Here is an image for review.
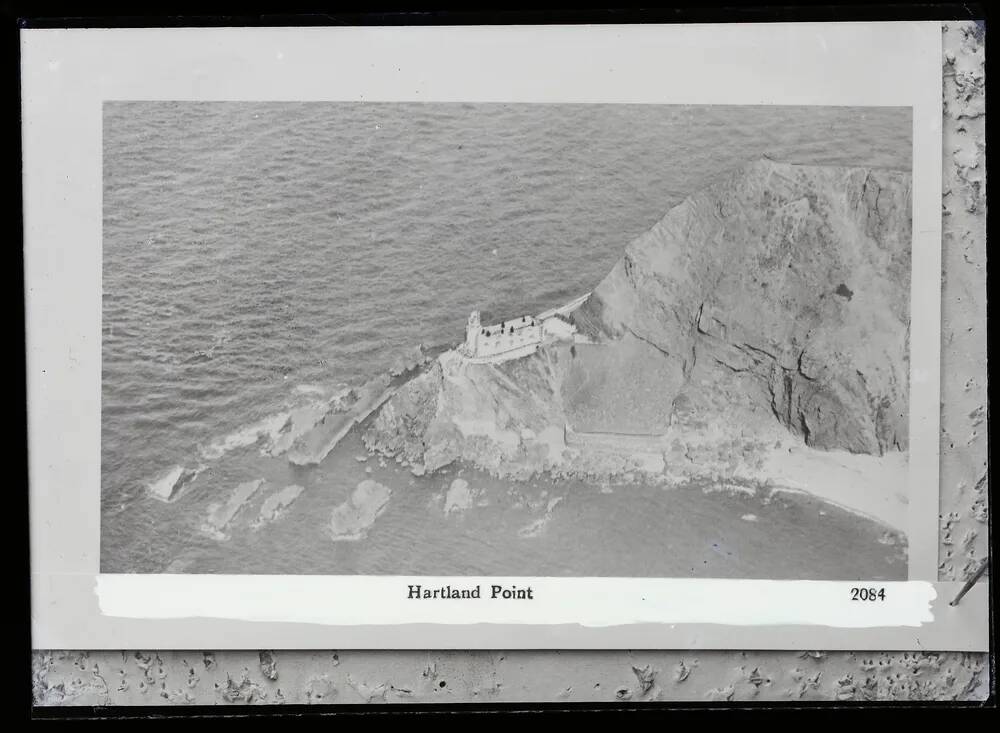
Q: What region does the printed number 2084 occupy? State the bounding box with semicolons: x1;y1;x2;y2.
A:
851;587;887;601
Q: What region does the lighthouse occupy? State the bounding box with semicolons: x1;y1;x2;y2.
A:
465;310;481;357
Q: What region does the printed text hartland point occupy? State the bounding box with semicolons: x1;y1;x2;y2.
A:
407;584;534;600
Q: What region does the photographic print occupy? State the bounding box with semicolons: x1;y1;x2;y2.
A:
101;101;913;580
30;21;984;651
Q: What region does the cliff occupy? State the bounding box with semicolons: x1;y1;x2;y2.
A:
362;159;912;529
365;348;572;478
575;159;911;455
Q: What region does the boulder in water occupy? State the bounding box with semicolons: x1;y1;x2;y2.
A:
251;484;305;529
444;478;475;515
147;465;201;502
329;480;392;541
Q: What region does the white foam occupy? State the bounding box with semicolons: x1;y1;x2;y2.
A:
199;412;292;461
518;496;563;537
199;394;337;462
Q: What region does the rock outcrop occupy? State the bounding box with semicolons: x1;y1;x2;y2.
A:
201;479;266;541
287;375;394;466
362;160;911;526
147;465;202;502
251;484;305;529
364;348;572;477
575;159;911;455
329;480;392;541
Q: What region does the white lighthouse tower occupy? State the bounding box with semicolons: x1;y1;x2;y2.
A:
464;310;481;357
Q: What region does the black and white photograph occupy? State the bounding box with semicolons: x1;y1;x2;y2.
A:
100;101;914;580
28;21;985;655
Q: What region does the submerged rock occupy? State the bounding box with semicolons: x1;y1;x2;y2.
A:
288;375;395;466
265;404;332;458
443;478;474;515
251;484;305;529
329;480;392;541
201;479;266;541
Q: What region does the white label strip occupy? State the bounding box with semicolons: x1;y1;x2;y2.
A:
96;576;936;628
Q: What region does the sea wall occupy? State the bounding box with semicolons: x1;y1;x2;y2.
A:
564;426;668;454
465;340;540;364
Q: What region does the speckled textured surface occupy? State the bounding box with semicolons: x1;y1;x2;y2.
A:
31;21;989;707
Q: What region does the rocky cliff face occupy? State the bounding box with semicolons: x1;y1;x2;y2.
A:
365;159;912;490
364;348;573;478
575;159;911;455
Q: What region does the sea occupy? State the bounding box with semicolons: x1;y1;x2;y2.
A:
102;102;911;577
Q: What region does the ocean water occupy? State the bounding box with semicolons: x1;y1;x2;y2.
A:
102;102;911;576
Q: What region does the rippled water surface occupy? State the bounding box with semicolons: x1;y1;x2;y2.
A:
102;103;910;576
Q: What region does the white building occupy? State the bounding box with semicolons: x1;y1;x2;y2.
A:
463;310;543;364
